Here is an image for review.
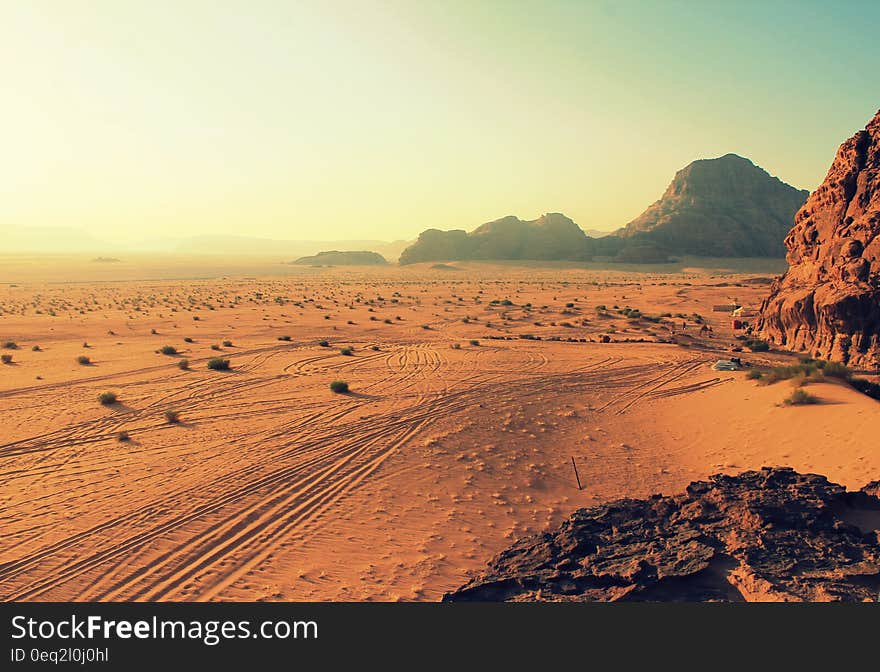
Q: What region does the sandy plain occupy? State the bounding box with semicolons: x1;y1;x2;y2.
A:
1;256;877;601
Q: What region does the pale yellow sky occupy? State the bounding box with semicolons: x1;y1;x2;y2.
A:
1;1;877;245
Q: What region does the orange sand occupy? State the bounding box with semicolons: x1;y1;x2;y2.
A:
1;258;877;601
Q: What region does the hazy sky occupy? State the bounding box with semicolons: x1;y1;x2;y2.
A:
2;0;878;244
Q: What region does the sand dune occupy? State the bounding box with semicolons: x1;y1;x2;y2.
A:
1;260;877;601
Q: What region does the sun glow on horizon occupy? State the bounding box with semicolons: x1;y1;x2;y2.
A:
1;0;878;248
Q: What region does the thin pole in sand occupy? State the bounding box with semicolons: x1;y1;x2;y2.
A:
571;456;582;490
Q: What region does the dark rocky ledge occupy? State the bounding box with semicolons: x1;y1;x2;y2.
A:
445;467;880;602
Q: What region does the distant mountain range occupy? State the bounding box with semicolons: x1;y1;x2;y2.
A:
6;154;808;265
399;213;592;265
399;154;809;264
290;250;388;266
2;229;411;262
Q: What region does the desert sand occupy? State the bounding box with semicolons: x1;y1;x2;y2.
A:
1;257;877;602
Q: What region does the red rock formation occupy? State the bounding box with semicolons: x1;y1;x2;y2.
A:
757;110;880;367
619;153;808;257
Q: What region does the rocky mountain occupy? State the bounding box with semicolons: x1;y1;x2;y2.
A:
757;110;880;368
445;467;880;602
618;154;809;257
398;213;592;264
398;156;807;265
291;250;388;266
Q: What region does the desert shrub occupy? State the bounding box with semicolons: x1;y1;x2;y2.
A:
851;377;880;400
790;372;809;387
160;345;178;356
820;361;851;380
744;338;770;352
1;354;12;364
340;347;353;356
207;357;230;371
277;335;292;341
784;388;818;406
164;409;181;424
77;355;91;365
371;345;380;351
178;359;190;370
451;343;461;349
469;339;480;346
98;391;118;405
746;369;763;380
184;337;194;343
319;340;329;347
222;340;233;347
32;345;41;351
3;341;17;349
117;431;130;442
761;362;826;386
211;344;221;351
330;380;349;393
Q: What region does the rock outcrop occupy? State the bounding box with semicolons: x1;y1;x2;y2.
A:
445;468;880;602
399;213;592;264
399;155;807;265
291;250;388;266
757;111;880;367
618;154;809;257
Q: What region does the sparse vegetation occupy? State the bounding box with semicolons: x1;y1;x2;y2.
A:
3;341;18;349
469;339;480;346
222;340;233;347
207;357;231;371
851;377;880;401
277;335;292;341
784;388;818;406
319;340;330;347
117;431;130;442
330;380;349;393
746;369;763;380
98;391;118;405
340;347;353;356
160;345;178;355
758;359;851;386
744;338;770;352
77;355;91;365
178;359;190;370
164;409;181;424
1;354;12;364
